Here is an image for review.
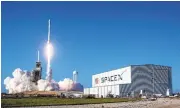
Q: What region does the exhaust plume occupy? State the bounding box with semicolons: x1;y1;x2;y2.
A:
4;68;84;93
4;68;37;94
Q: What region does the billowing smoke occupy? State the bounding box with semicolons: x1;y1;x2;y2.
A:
37;79;59;91
58;78;74;91
4;68;84;94
4;68;37;94
58;78;83;92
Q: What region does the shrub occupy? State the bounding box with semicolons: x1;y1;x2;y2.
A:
106;94;114;98
82;94;95;99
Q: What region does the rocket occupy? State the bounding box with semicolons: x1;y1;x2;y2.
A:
48;19;50;43
31;19;51;84
46;19;53;82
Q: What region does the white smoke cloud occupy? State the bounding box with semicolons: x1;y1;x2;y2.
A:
37;79;49;91
58;78;74;91
58;78;84;92
4;68;84;94
37;79;59;91
4;68;37;94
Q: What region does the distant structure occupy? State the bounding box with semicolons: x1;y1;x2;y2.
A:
32;51;42;84
73;70;78;83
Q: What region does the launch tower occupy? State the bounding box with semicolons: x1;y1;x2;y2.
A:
32;51;42;84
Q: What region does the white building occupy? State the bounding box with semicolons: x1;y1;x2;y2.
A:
84;64;172;98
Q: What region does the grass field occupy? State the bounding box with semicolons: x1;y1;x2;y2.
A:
1;97;140;107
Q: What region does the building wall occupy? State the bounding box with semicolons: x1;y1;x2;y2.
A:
118;64;172;96
152;65;172;95
130;64;172;96
96;85;120;98
119;84;131;97
130;65;154;96
84;88;90;95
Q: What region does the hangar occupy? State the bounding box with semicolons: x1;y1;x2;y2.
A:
84;64;172;98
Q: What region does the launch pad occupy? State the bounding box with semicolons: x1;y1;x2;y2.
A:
4;20;84;95
2;90;83;99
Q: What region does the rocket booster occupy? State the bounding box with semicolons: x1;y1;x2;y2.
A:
48;19;50;43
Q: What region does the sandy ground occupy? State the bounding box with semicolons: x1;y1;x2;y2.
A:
20;98;180;108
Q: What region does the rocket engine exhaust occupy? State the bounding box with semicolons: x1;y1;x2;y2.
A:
46;19;53;82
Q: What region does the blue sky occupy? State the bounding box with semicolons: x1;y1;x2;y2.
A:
1;2;180;93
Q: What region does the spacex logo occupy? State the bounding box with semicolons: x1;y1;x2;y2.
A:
100;69;127;83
